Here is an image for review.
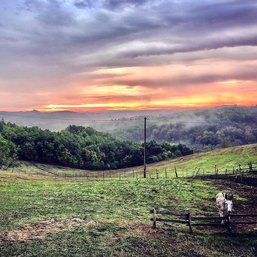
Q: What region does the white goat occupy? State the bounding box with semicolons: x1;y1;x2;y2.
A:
216;192;233;222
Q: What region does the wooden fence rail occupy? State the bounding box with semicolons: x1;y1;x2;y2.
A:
230;214;257;218
150;209;257;234
4;161;257;180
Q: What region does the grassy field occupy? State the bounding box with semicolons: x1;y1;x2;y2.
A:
1;144;257;256
1;172;257;257
147;143;257;176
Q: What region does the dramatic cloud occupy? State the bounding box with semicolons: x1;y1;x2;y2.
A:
0;0;257;111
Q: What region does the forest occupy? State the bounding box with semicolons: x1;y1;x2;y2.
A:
0;121;192;170
113;106;257;150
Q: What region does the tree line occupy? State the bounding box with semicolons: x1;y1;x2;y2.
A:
0;121;192;170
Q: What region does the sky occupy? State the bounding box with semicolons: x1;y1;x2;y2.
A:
0;0;257;112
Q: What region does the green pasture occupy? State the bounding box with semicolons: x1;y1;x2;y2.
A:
1;144;257;256
0;171;257;256
149;144;257;175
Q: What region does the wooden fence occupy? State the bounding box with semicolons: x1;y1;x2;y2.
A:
150;208;257;234
190;162;257;178
4;161;257;180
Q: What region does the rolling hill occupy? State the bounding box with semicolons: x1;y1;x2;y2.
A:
4;144;257;179
0;144;257;256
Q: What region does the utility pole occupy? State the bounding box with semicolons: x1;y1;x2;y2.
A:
144;117;147;178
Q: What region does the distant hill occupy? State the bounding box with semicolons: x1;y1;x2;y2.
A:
1;106;257;150
0;109;172;131
112;106;257;150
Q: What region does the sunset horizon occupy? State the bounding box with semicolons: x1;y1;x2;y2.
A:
1;103;256;113
1;1;257;112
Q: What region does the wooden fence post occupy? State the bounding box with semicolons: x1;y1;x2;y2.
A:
156;169;159;179
152;208;157;229
249;162;253;173
165;168;167;179
133;170;135;178
214;165;217;175
175;167;178;178
226;213;232;233
239;164;242;175
238;164;243;182
187;212;193;234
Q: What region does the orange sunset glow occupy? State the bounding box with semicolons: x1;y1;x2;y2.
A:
37;62;257;112
0;1;257;112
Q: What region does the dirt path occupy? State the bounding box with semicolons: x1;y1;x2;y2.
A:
0;218;92;241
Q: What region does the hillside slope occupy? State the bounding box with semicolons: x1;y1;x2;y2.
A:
147;143;257;175
4;144;257;178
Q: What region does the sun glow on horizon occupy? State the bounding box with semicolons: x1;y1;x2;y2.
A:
39;90;256;112
1;53;257;113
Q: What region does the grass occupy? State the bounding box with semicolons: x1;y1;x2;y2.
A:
149;144;257;175
0;174;216;228
0;171;257;256
1;144;257;256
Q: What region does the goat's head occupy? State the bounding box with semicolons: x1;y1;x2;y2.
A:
225;199;233;213
224;194;233;214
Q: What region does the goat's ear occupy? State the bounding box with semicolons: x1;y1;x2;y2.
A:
231;194;234;200
224;193;227;199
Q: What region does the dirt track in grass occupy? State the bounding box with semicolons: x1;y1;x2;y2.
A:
0;218;91;241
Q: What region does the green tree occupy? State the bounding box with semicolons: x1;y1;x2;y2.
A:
0;136;17;168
